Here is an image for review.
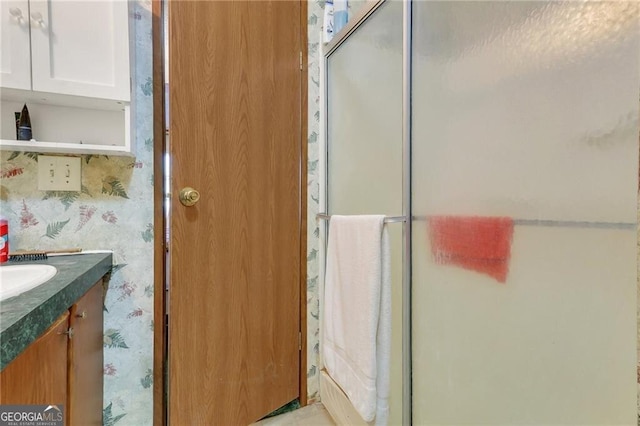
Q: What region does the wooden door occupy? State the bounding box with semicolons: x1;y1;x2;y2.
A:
29;0;130;101
168;1;303;424
69;281;104;426
0;0;31;90
0;311;69;411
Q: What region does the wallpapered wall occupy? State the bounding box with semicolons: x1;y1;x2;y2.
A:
306;0;323;402
0;2;153;425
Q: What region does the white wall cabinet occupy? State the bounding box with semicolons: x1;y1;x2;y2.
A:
0;0;32;90
1;0;130;101
29;0;130;101
0;0;133;156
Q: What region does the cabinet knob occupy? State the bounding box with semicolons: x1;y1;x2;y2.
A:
76;311;87;319
60;327;74;339
9;7;26;25
30;11;46;28
9;7;23;18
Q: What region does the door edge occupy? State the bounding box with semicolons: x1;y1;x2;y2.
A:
152;0;167;424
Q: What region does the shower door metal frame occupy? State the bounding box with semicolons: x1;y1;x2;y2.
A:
321;1;413;423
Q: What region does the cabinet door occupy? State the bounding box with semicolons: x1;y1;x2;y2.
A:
0;311;69;409
29;0;130;101
0;0;32;90
68;281;104;426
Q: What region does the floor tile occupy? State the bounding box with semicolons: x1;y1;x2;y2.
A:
252;403;335;426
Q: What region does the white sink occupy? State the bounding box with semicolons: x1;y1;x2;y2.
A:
0;265;58;301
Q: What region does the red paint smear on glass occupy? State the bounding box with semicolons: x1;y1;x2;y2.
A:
428;216;514;283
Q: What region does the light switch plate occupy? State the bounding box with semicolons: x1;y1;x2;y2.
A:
37;155;81;192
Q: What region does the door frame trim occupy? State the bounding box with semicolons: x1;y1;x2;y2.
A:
152;0;166;424
153;1;309;422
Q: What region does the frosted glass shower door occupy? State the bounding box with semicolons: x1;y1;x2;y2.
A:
411;2;639;424
326;1;404;424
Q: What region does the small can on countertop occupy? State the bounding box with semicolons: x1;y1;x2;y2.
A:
0;219;8;263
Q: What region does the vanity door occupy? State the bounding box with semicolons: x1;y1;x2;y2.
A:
28;0;130;101
68;281;104;426
0;0;32;90
0;311;69;411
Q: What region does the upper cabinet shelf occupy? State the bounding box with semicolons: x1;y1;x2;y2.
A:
0;0;134;156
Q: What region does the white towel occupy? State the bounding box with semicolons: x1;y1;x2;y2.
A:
323;215;391;425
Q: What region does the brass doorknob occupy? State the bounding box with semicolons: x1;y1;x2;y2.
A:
179;187;200;206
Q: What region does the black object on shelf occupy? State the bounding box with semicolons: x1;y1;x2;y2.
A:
17;104;32;141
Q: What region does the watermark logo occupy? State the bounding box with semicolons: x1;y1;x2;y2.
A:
0;405;64;426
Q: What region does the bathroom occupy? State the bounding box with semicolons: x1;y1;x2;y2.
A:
0;0;638;425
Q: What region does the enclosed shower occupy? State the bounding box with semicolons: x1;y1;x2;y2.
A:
318;1;640;424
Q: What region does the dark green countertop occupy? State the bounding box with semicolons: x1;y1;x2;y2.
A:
0;253;112;370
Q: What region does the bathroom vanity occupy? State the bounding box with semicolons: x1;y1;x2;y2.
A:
0;253;112;425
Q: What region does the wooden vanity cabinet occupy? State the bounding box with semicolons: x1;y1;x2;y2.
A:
0;280;104;425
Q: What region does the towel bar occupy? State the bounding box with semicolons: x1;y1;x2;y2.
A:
317;213;636;230
411;215;635;230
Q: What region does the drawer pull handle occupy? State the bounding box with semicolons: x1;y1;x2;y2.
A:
60;327;74;339
76;311;87;319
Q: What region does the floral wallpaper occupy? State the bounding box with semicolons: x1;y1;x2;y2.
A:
0;2;154;425
306;0;323;403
